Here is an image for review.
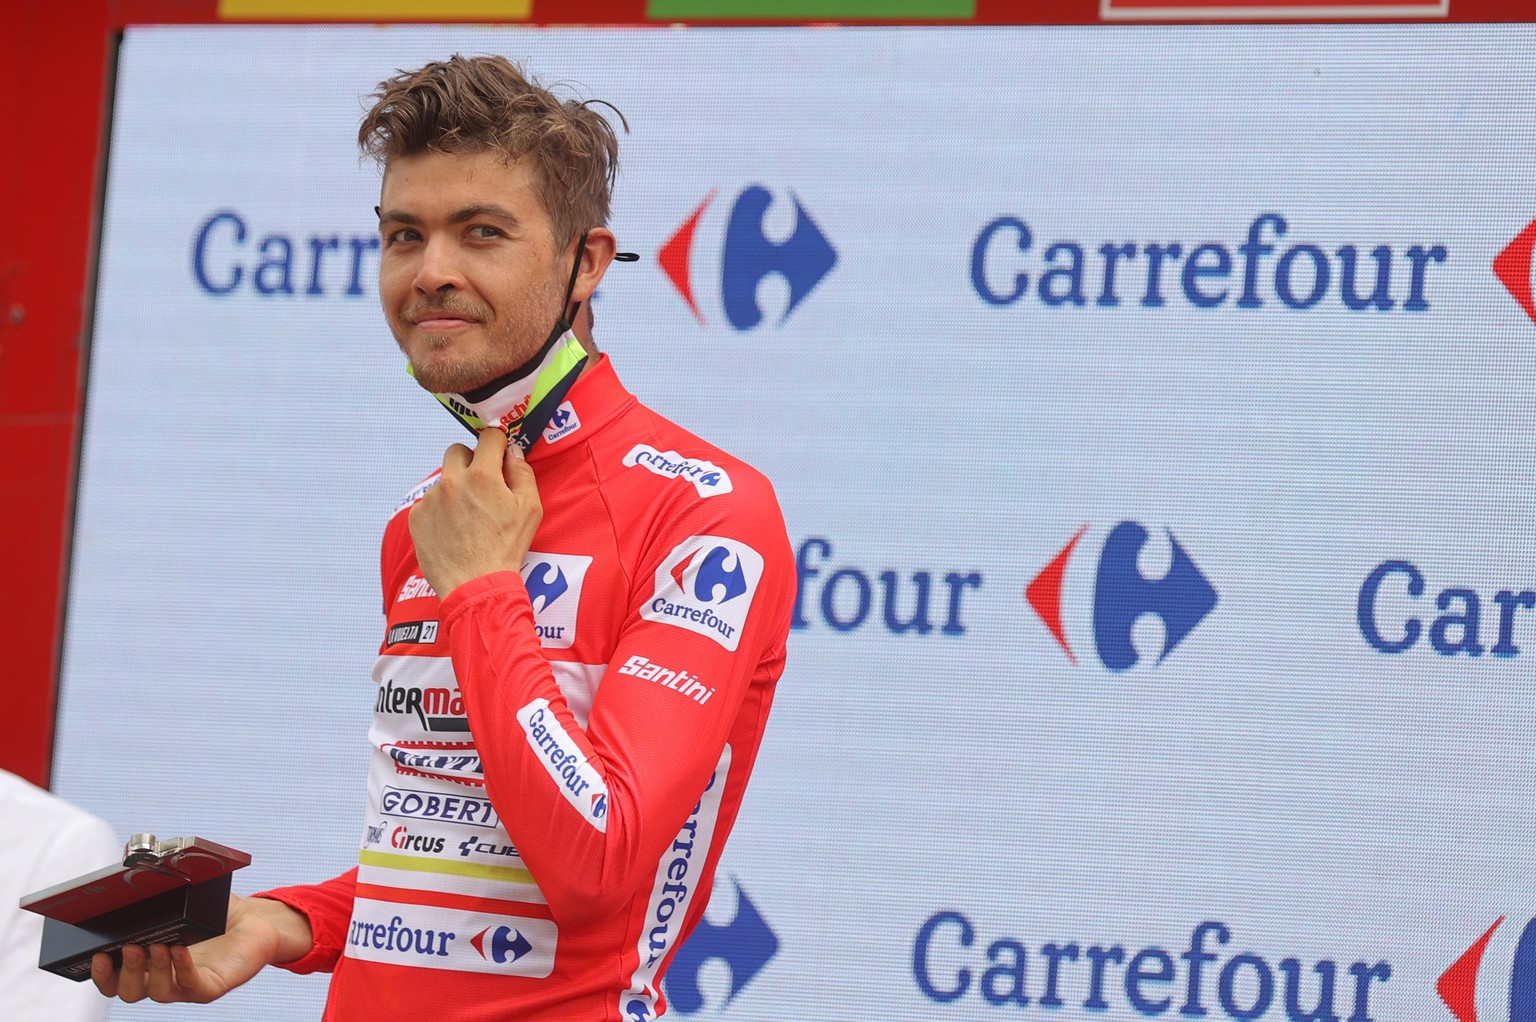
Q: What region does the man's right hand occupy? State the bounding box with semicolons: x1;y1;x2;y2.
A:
90;893;312;1004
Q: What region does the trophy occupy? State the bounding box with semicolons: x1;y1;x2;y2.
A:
19;834;251;981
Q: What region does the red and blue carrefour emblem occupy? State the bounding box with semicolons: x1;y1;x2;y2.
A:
1441;917;1536;1022
470;925;533;965
672;545;749;605
1027;521;1218;671
660;185;837;330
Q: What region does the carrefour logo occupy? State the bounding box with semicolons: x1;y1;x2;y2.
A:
1494;218;1536;328
1439;916;1536;1022
972;213;1446;312
1027;522;1218;671
675;546;749;605
471;924;534;966
526;563;568;611
641;537;764;651
651;878;778;1018
660;185;837;329
520;552;591;650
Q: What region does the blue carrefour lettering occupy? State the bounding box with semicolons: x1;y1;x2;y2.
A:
1277;959;1339;1022
1338;246;1395;311
1128;947;1176;1014
646;796;706;965
191;209;379;297
1402;245;1448;310
1429;588;1484;656
1357;560;1424;652
1358;560;1536;658
648;597;737;639
970;212;1445;313
348;915;454;957
1181;920;1229;1016
1041;242;1086;306
1493;591;1536;656
1345;963;1391;1022
525;708;593;796
793;536;979;636
913;910;975;1002
1237;214;1285;307
1183;243;1231;308
971;216;1031;305
193;211;246;294
1276;245;1329;309
913;916;1390;1022
254;235;294;294
791;538;831;628
1218;953;1274;1021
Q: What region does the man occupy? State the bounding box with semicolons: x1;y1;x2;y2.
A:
91;55;793;1020
1;769;119;1022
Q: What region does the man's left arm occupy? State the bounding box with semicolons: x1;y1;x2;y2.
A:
410;429;793;926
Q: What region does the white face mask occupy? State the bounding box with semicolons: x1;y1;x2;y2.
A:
411;324;589;452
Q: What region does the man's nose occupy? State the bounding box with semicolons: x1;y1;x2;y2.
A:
413;238;464;294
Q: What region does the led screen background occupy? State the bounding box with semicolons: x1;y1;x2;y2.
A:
54;23;1536;1022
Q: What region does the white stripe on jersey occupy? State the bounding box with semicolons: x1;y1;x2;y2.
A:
619;745;733;1019
343;897;557;976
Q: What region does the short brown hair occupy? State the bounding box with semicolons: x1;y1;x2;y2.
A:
359;54;624;246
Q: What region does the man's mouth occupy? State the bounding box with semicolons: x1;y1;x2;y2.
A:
410;310;481;331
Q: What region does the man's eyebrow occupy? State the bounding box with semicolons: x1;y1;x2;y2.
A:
375;205;524;227
374;205;417;224
449;204;523;226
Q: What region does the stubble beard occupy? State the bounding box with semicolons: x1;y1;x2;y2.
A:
400;276;565;394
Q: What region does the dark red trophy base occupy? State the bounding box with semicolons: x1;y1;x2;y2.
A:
20;836;251;982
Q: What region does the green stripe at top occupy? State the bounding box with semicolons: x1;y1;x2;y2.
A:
527;335;588;414
359;849;536;886
648;0;974;18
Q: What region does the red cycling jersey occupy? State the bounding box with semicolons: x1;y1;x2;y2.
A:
257;355;794;1021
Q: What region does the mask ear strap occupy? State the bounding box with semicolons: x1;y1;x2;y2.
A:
561;229;590;328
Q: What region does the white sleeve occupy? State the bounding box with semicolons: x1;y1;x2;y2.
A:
0;810;121;1022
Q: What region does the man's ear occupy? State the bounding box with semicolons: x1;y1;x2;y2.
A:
571;228;618;304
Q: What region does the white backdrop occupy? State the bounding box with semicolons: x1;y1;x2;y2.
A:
54;23;1536;1022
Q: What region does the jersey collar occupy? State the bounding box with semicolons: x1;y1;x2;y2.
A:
525;354;635;461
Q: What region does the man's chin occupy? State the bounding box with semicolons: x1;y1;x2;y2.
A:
408;359;484;395
400;328;549;394
401;338;475;389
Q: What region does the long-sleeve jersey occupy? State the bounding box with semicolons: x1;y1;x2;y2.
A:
257;356;794;1021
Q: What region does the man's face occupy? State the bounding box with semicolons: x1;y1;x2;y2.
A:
378;150;569;394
